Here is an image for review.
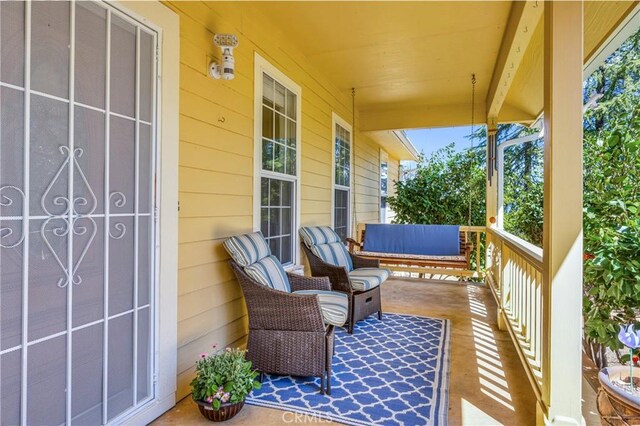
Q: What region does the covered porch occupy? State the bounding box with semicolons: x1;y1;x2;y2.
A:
1;0;637;424
161;0;635;423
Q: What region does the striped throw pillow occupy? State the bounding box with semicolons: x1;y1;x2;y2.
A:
299;226;341;247
311;242;354;272
244;255;291;293
223;231;271;267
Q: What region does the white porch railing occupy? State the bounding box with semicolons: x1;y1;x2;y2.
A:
485;228;546;403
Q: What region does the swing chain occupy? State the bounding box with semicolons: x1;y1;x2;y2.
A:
468;74;476;227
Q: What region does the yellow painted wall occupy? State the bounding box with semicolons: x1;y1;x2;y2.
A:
386;155;400;223
388;157;400;198
162;1;396;399
352;132;382;224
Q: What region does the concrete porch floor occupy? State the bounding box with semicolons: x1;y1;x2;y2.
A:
154;277;600;425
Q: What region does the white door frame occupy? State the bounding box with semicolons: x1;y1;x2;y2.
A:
106;2;179;424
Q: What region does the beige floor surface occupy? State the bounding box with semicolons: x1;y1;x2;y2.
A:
154;277;597;425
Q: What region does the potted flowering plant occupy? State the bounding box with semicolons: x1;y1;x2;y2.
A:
190;346;261;422
597;324;640;424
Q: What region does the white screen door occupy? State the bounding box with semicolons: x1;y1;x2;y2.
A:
0;1;158;424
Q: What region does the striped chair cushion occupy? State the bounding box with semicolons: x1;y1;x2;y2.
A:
348;268;390;292
244;255;291;293
299;226;342;247
311;242;354;272
223;231;271;267
293;290;349;327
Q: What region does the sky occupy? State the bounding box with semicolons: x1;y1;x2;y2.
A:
403;126;475;169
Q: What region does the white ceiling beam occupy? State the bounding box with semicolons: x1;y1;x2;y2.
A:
486;0;543;121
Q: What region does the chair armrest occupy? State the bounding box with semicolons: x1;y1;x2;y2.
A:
247;289;327;332
301;244;352;294
346;238;361;253
288;273;331;292
350;253;380;269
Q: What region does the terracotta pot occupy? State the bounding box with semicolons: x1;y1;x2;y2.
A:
195;399;245;422
598;366;640;425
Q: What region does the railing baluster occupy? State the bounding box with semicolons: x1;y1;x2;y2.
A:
475;230;481;276
485;228;544;399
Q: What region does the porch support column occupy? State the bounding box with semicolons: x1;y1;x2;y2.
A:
541;2;583;425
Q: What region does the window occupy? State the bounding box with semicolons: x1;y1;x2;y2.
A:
380;150;389;223
255;55;300;265
332;114;352;241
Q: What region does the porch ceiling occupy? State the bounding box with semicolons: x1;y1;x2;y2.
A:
250;1;512;130
250;1;639;132
504;1;639;122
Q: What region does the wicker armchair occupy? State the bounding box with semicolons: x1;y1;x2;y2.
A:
300;227;390;334
230;261;336;394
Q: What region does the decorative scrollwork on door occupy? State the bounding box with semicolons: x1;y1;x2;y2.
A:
39;145;100;288
0;185;26;249
109;191;128;240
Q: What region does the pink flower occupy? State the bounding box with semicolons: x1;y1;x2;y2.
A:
199;352;208;359
205;396;213;404
215;387;224;398
221;392;230;403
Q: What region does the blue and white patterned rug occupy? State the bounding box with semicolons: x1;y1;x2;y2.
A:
246;313;451;425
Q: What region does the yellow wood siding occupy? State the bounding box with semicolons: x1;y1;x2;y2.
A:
388;157;400;198
163;1;394;398
386;156;400;222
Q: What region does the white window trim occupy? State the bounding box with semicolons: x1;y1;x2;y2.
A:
107;1;179;425
379;149;389;223
331;112;353;239
253;53;302;267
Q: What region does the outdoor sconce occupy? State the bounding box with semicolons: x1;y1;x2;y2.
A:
209;33;239;80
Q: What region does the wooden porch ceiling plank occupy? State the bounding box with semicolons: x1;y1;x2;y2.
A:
359;102;487;131
359;101;537;131
486;0;544;121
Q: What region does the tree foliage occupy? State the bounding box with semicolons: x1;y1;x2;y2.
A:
501;135;544;246
582;30;640;354
387;144;485;226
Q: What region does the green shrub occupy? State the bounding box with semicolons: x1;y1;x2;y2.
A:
387;144;485;227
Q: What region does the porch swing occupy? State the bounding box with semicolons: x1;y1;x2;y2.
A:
347;75;479;279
